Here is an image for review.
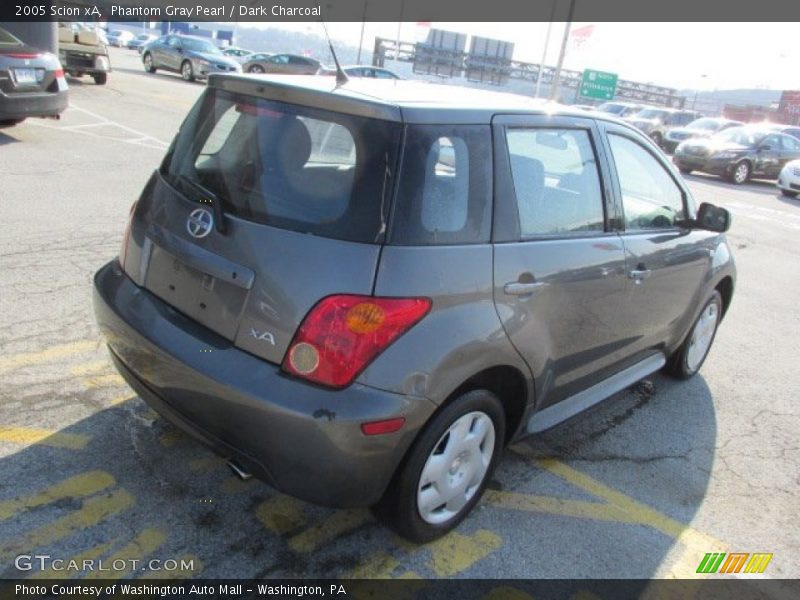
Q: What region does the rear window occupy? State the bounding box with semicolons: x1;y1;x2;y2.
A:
162;88;401;243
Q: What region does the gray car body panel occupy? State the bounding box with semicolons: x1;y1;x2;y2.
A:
97;74;736;507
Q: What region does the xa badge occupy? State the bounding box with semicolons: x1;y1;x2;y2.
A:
186;208;213;239
250;328;276;346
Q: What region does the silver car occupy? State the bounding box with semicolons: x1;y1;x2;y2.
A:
142;35;241;82
94;74;735;542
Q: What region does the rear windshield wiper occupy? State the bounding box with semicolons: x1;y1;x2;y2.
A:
177;174;227;235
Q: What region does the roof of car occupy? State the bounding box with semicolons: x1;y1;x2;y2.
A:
209;74;605;125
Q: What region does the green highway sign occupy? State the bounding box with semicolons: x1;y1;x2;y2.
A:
580;69;618;100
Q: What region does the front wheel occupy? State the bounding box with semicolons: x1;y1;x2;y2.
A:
374;390;505;543
248;64;265;73
729;160;751;185
143;53;156;73
0;118;25;128
650;132;663;148
780;189;797;198
678;166;693;175
92;72;107;85
181;60;195;82
664;291;723;379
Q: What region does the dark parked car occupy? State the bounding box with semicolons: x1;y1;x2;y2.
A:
127;34;157;53
94;74;735;542
0;26;68;126
663;117;743;154
626;107;702;148
674;125;800;184
142;35;241;82
242;53;320;75
762;122;800;141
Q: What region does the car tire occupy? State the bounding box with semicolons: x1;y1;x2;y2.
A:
650;132;663;148
729;160;751;185
248;64;265;74
143;53;156;73
780;189;797;198
664;290;723;380
373;389;505;543
181;60;195;82
0;119;25;128
92;72;107;85
678;167;692;175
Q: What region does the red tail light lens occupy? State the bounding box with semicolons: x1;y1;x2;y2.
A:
283;295;431;388
54;69;65;79
8;53;40;59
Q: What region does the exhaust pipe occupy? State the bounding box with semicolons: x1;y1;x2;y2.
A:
227;458;253;481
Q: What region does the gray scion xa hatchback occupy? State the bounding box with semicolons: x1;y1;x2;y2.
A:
94;74;735;542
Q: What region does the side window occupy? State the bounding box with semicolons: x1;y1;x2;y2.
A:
167;36;180;49
608;134;685;230
391;125;492;245
762;134;781;150
506;128;605;236
782;135;800;152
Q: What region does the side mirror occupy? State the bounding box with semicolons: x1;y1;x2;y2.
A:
695;202;731;233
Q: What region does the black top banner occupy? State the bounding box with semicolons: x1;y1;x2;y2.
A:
3;0;800;23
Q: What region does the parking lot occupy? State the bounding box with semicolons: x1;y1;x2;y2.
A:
1;47;799;587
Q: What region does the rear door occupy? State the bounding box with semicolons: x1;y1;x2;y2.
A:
754;133;783;177
127;86;402;364
778;133;800;171
492;114;630;409
598;121;711;355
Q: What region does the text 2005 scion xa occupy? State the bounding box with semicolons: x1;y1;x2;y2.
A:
94;73;735;542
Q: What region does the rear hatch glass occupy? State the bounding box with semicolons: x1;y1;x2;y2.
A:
141;86;401;364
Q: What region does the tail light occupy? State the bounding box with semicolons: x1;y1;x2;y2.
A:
7;53;40;59
54;68;65;79
283;295;431;388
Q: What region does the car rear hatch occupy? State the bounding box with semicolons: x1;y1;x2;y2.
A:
122;78;402;366
0;39;60;96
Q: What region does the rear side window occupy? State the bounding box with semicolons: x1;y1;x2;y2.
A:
506;128;605;236
390;125;492;245
163;89;401;243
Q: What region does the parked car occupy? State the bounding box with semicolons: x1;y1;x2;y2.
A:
318;65;401;79
57;22;111;85
596;101;642;118
674;125;800;184
626;107;702;148
142;35;241;82
127;34;157;53
221;47;254;63
242;53;320;75
761;122;800;141
777;159;800;198
107;30;134;48
0;26;68;126
663;117;743;154
94;74;735;543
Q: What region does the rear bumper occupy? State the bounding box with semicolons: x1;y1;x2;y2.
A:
93;260;435;508
0;89;67;120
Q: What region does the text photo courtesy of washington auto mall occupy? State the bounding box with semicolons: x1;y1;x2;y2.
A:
1;0;799;598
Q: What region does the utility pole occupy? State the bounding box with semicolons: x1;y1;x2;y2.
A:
549;0;577;102
534;0;559;98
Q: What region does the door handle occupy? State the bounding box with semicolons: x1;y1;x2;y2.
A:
504;282;547;296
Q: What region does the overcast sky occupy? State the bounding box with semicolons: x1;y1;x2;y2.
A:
245;22;797;91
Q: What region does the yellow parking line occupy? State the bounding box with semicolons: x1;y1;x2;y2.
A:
0;489;134;559
426;529;502;577
82;373;126;389
0;340;98;371
70;360;111;376
485;490;629;523
0;425;90;450
83;528;167;580
158;430;186;447
0;471;115;520
255;495;308;537
345;552;400;579
32;539;118;579
288;509;371;553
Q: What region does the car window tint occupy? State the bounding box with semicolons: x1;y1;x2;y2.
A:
167;37;180;48
762;134;781;150
608;134;685;230
506;128;605;236
391;125;492;245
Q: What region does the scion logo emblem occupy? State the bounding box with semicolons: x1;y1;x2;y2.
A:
186;208;214;239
